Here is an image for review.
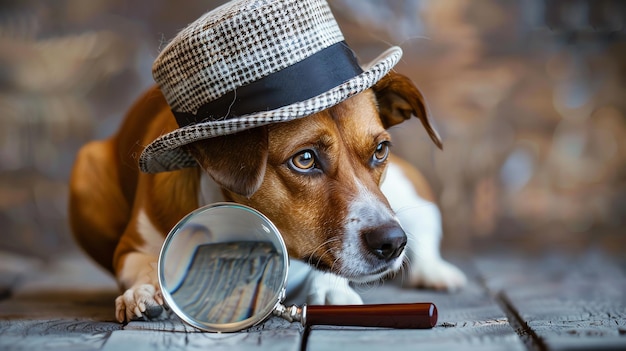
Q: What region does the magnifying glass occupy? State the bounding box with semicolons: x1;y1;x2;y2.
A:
158;202;437;332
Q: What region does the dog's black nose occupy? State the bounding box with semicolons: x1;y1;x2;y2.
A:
363;224;407;261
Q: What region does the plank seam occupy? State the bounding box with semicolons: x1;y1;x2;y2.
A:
495;291;548;351
300;326;311;351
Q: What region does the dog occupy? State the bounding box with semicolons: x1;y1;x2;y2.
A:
69;0;466;323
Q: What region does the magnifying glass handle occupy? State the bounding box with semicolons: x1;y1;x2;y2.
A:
304;302;437;329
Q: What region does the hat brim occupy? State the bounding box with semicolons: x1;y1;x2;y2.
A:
139;46;403;173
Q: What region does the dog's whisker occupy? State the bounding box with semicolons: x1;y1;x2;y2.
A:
317;246;341;270
329;255;342;273
309;238;339;258
394;226;422;286
306;237;340;268
399;252;414;286
393;203;432;215
311;248;333;270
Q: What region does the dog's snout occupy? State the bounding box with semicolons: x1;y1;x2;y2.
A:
363;225;407;261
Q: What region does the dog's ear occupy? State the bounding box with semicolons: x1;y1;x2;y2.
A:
184;127;268;198
372;71;443;149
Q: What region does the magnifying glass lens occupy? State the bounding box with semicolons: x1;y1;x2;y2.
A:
158;203;289;332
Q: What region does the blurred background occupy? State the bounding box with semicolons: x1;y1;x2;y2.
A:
0;0;624;263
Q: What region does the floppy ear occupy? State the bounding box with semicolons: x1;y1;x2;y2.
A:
184;127;268;198
372;71;443;149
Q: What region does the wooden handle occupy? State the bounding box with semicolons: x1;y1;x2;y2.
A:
304;303;437;329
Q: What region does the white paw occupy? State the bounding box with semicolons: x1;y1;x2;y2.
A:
115;283;166;323
305;271;363;305
407;258;467;291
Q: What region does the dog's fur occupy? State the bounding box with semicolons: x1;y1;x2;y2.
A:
69;71;466;323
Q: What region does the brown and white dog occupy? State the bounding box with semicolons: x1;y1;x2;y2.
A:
69;71;466;323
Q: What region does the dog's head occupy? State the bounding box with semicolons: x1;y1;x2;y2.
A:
185;71;442;283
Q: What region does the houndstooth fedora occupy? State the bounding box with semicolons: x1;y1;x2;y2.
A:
139;0;402;173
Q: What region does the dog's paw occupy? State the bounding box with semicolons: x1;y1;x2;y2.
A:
115;283;166;323
406;258;467;291
305;271;364;305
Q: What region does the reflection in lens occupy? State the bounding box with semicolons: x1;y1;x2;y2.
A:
162;224;215;292
169;241;283;324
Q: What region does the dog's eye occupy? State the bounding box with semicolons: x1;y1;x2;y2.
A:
372;141;390;164
290;150;317;171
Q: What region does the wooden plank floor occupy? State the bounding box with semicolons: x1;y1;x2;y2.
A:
0;248;624;351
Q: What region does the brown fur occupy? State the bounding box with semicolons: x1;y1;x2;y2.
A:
220;91;393;266
69;71;442;320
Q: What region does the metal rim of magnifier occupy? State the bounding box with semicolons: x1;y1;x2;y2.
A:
157;202;290;332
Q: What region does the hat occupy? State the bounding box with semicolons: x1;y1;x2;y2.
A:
139;0;402;173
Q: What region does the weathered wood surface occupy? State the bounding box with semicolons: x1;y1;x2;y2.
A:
307;259;526;351
1;249;625;350
476;251;626;351
102;324;302;351
0;250;121;351
0;319;120;351
111;308;303;351
0;250;303;351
